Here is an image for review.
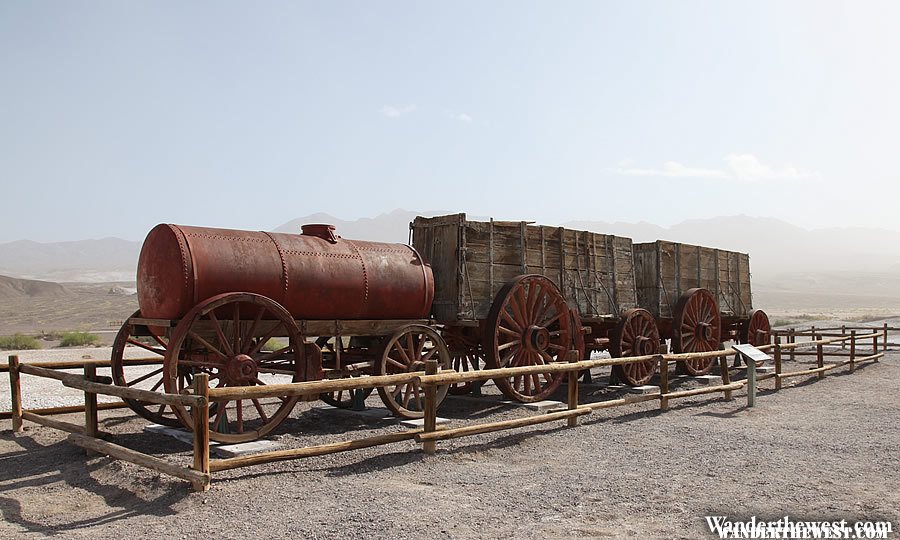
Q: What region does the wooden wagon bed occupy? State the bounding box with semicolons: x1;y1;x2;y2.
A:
633;240;752;320
411;213;637;323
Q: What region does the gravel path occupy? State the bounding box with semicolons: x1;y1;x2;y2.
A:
0;346;897;539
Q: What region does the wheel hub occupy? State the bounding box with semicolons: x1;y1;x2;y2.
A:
224;354;258;384
634;336;654;356
696;322;712;341
524;325;551;352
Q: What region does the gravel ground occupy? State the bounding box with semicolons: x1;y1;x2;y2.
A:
0;340;898;539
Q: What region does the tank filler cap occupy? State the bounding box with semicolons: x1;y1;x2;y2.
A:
301;224;339;243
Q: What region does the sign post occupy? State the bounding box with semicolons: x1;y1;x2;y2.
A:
732;344;772;408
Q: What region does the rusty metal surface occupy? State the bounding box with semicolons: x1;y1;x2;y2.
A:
137;224;434;321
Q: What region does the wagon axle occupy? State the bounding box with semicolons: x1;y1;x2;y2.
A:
525;325;551;352
224;354;258;385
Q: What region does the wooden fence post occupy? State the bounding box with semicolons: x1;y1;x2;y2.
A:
567;351;579;427
873;329;879;359
883;323;889;353
192;373;210;492
9;356;23;433
718;356;732;401
789;328;795;362
841;325;847;350
84;364;98;455
657;356;668;410
773;335;782;391
816;339;825;380
849;330;856;372
422;360;438;455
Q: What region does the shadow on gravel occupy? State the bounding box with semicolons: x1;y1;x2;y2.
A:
0;427;189;534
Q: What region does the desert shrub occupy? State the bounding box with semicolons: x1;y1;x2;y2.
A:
264;338;287;351
0;333;42;350
59;331;101;347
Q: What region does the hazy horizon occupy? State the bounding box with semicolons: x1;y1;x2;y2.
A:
3;209;900;245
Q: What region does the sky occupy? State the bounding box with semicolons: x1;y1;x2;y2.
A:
1;1;899;243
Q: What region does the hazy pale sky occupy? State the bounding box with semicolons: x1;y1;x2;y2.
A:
1;1;898;243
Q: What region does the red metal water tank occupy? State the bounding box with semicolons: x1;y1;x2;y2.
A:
136;224;434;321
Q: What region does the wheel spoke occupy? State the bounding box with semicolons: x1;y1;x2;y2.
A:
126;367;164;387
422;347;438;362
125;338;166;356
386;357;407;371
402;384;413;407
499;326;520;338
208;312;235;357
255;345;294;363
539;311;563;330
394;342;412;365
500;311;524;333
249;322;285;356
500;346;519;366
252;399;269;422
515;286;529;325
412;383;422;410
242;306;265;354
188;331;228;360
508;298;526;330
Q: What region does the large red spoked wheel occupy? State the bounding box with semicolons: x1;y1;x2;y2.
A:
443;326;484;395
485;275;574;403
672;288;721;375
610;308;660;386
316;336;375;408
111;311;183;426
376;324;450;418
741;309;771;347
164;293;307;443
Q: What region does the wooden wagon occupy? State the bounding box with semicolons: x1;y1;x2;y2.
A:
411;213;663;395
633;240;770;375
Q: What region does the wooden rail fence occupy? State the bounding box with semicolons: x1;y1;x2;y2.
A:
3;325;889;491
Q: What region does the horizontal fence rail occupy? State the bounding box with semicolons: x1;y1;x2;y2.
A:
3;322;890;491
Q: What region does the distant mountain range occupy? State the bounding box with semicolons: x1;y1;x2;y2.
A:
1;210;898;299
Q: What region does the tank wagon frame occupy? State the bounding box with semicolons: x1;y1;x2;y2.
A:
111;224;452;444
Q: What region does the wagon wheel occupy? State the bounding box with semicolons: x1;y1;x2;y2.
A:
610;308;660;386
164;293;305;443
485;275;573;403
316;336;374;408
376;324;450;418
672;288;721;375
442;326;484;395
569;308;591;382
111;310;183;427
741;309;771;347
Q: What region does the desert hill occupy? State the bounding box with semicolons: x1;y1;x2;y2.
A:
0;274;71;300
